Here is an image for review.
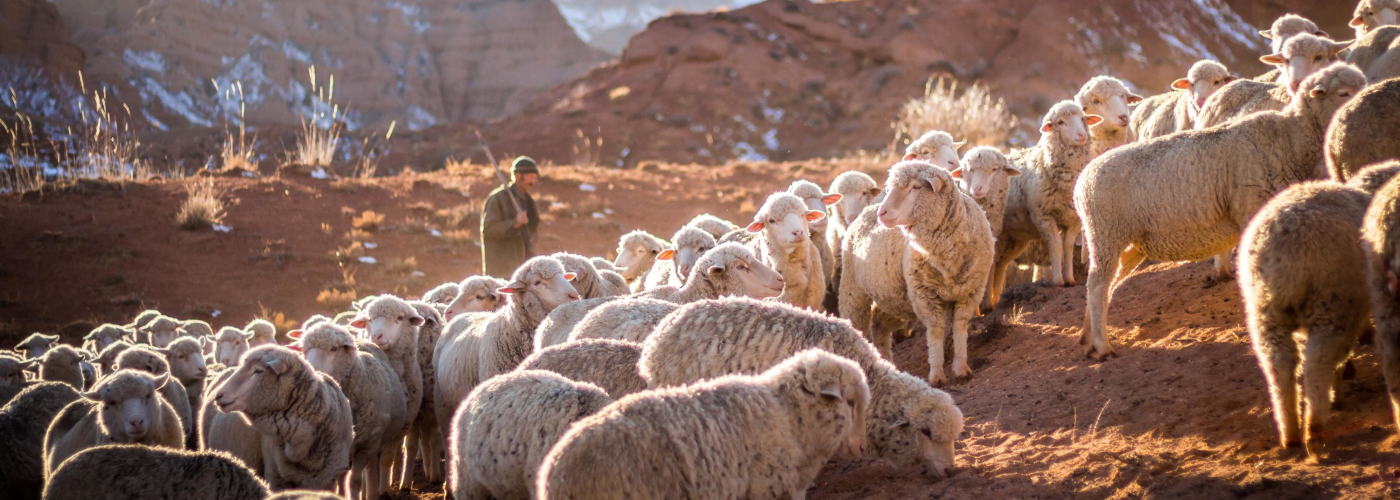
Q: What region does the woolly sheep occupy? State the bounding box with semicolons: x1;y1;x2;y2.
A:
1260;14;1328;56
686;213;740;240
1353;0;1400;38
43;369;184;476
1131;60;1236;141
589;257;618;272
788;180;843;285
293;323;406;499
840;161;994;384
126;309;162;330
1264;34;1354;94
637;242;786;303
640;298;964;479
83;324;130;353
1075;64;1367;359
114;346;195;439
161;336;209;417
550;252;616;300
950;147;1022;309
825;171;883;307
451;370;612;500
93;341;131;377
611;230;667;290
24;344;86;390
139;315;186;348
1327;78;1400;182
14;333;58;359
200;368;264;476
212;326;251;367
568;298;678;345
349;295;427;489
43;445;270;500
0;353;25;389
402;301;448;484
183;320;215;346
1365;176;1400;431
211;345;354;491
643;226;716;290
1197;35;1349;129
1240;181;1372;459
422;282;460;308
443;276;508;323
903;130;964;169
744;192;827;309
540;349;869;499
0;382;80;500
1076;76;1142;157
517;339;649;398
532;297;620;351
433;256;581;463
1346;26;1400;83
1347;161;1400;194
245;319;278;348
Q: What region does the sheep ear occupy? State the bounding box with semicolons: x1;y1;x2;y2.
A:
1329;40;1354;56
1004;166;1023;177
43;334;58;342
349;318;368;329
1171;78;1190;90
952;140;967;149
888;416;910;429
1085;115;1104;126
496;282;525;295
1258;29;1273;39
921;175;946;193
152;372;171;389
949;167;965;179
264;357;287;375
408;316;424;327
821;193;843;205
1223;75;1237;84
745;221;765;233
656;249;675;261
81;389;103;401
804;210;826;222
707;265;726;276
1350;16;1364;27
1039;123;1053;133
902;153;917;161
243;331;256;341
563;272;577;282
1126;94;1143;104
1260;54;1286;65
1309;87;1326;98
286;343;302;353
867;188;883;198
84;331;99;340
819;382;842;401
287;330;304;340
1316;29;1329;37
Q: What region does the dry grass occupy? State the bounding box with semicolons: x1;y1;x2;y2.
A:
344;228;373;243
434;204;479;228
176;180;224;230
893;77;1015;149
255;304;301;335
316;288;358;311
216;81;257;172
381;256;418;277
442;229;474;245
292;67;343;168
352;210;385;232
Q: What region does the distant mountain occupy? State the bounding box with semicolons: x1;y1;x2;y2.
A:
553;0;760;53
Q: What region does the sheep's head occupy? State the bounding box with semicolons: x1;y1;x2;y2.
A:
422;282;460;307
500;256;580;313
829;171;881;227
181;320;214;340
613;230;666;280
84;369;169;440
127;309;163;331
1040;100;1099;148
1353;0;1400;38
693;243;784;299
553;252;603;297
870;363;965;480
214;345;306;414
952;147;1020;200
212;327;249;367
1296;63;1367;116
34;345;86;379
686;214;740;240
348;295;422;349
94;341;132;376
787;180;843;232
140;316;185;349
0;354;26;387
84;324;132;351
291;323;358;382
115;347;171;377
902;130;964;170
1263;34;1352;94
659;227;717;283
877;160;957;229
14;333;59;359
444;276;508;322
771;349;871;458
243;319;278;348
746;192;824;253
1172;60;1234;111
1075;76;1140;130
1261;14;1326;54
158;336;208;385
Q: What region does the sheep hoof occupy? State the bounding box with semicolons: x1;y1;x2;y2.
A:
928;372;948;387
1085;347;1117;360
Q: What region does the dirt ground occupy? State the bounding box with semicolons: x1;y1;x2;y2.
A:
3;160;1400;499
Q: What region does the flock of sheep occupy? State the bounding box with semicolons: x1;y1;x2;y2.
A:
3;1;1400;499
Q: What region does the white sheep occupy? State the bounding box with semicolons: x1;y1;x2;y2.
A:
450;370;613;500
1197;35;1350;130
23;344;87;390
421;282;460;310
1345;25;1400;84
114;346;195;440
349;295;426;490
442;276;508;323
14;333;58;359
642;226;716;290
685;213;740;240
825;171;883;307
567;298;678;344
0;353;26;390
903;130;964;169
1347;161;1400;194
160;336;209;420
611;230;667;291
744;191;827;309
1130;60;1235;141
1259;14;1328;65
1239;181;1372;459
43;444;271;500
1076;75;1143;157
212;326;250;367
539;349;869;499
950;147;1022;309
517;339;649;398
406;301;448;485
1365;175;1400;431
244;319;279;348
1075;64;1367;360
200;367;265;476
1353;0;1400;38
636;242;786;303
1329;75;1400;182
0;382;80;499
840;160;994;384
552;252;624;299
640;298;964;479
211;345;354;491
43;369;185;476
92;341;132;377
82;324;130;353
138;315;186;348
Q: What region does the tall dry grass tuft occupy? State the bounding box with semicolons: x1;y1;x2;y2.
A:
892;77;1015;150
216;81;257;172
293;66;343;168
353;120;395;179
176;179;224;229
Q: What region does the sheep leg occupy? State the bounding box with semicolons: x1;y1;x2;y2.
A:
1302;325;1352;461
1110;246;1148;295
1213;250;1235;281
1061;222;1081;286
378;441;399;497
913;299;951;386
950;301;976;381
423;429;445;483
1252;321;1302;448
986;239;1032;311
1082;242;1121;359
1033;217;1067;287
1378;324;1400;430
400;430;418;488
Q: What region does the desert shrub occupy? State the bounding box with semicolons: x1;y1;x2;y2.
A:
176;180;224;230
352;210;385;232
893;77;1015;149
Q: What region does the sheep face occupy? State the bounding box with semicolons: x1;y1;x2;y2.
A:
95;342;131;376
15;333;58;359
877;161;955;228
1262;14;1325;53
723;253;785;299
661;227;717;284
1263;35;1352;95
0;355;25;387
1172;61;1234;111
85;370;170;440
838;188;879;226
244;320;278;348
353;298;424;348
747;193;824;254
798;193;841;232
39;346;86;378
1353;0;1400;38
1076;77;1141;130
903;140;961;171
1040;103;1098;147
830;172;882;227
1295;63;1367;114
141;317;185;349
500;263;580;313
85;325;130;351
296;325;358;381
952;147;1019;200
444;279;504;322
214;348;294;413
614;232;663;281
159;338;208;385
213;328;250;367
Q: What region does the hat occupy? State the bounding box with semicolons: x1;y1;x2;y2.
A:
512;156;539;175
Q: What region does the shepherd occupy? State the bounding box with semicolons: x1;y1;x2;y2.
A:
480;156;541;277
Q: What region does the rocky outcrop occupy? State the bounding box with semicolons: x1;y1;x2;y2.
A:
555;0;758;54
0;0;85;78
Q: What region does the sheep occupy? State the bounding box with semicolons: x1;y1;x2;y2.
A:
43;445;270;500
21;344;86;391
0;353;26;389
1327;79;1400;183
902;130;964;169
451;370;613;500
245;319;279;347
517;339;649;398
1197;35;1350;130
540;349;869;499
567;298;679;345
1353;0;1400;38
0;382;80;500
551;252;622;300
211;345;354;491
1348;161;1400;194
1365;176;1400;432
532;297;620;351
114;347;195;439
93;341;131;377
1074;63;1367;360
840;160;994;384
421;281;460;309
212;326;251;367
639;298;964;479
442;276;509;323
825;171;883;307
642;226;716;290
1267;35;1355;94
1256;14;1328;81
949;147;1022;309
349;295;428;488
43;369;184;476
161;336;210;418
200;367;264;476
404;300;448;484
744;192;827;309
1131;60;1236;141
433;256;580;464
1076;76;1142;157
1346;26;1400;84
126;309;163;330
611;230;667;290
683;213;736;240
293;323;406;499
83;324;131;353
14;333;58;359
788;180;843;284
183;319;215;340
137;315;186;348
1239;181;1372;459
637;242;786;303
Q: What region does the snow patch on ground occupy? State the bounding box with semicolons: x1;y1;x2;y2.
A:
122;49;167;74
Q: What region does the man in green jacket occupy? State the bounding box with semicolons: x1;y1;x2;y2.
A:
480;156;541;277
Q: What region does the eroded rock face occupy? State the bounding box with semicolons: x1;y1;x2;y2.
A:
47;0;610;129
554;0;758;54
0;0;85;78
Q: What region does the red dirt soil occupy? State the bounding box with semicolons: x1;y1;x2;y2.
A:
3;162;1399;499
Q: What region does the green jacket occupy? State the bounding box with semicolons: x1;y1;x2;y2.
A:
480;184;538;277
